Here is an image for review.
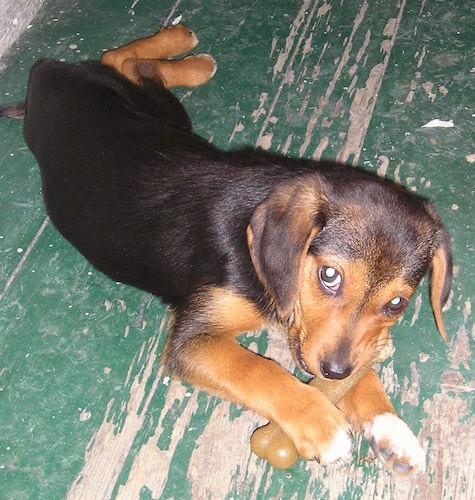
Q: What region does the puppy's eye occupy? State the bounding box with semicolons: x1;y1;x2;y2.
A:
319;266;342;293
385;297;408;315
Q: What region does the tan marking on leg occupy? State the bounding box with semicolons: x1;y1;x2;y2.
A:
206;287;266;335
101;24;198;73
336;369;396;432
185;332;351;461
120;54;217;88
164;286;351;461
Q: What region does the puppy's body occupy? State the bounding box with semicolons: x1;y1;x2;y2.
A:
21;29;452;476
26;60;275;305
24;60;438;309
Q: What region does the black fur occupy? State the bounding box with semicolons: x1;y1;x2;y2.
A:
22;59;449;315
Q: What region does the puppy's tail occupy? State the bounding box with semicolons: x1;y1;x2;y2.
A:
0;102;25;119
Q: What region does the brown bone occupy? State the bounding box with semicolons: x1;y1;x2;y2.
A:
250;342;393;469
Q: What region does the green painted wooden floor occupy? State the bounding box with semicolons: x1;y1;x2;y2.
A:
0;1;473;498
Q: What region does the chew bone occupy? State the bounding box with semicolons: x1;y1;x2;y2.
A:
250;342;393;469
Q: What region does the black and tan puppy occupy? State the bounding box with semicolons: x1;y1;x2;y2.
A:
16;25;452;475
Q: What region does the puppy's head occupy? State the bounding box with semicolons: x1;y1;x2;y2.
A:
247;168;452;379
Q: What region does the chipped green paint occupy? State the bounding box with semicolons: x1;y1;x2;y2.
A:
0;0;473;499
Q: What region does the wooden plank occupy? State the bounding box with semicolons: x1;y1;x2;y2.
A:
0;0;44;62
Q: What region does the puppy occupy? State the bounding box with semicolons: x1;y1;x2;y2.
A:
15;25;451;475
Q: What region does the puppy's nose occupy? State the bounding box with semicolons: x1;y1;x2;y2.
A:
320;360;352;380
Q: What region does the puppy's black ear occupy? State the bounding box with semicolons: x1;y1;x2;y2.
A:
429;228;453;341
247;176;324;321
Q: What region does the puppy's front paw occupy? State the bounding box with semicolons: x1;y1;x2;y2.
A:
278;389;353;464
363;413;426;476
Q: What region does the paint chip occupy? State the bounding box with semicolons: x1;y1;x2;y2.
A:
171;14;183;25
79;410;92;422
256;132;273;150
465;154;475;163
421;119;454;128
419;353;430;363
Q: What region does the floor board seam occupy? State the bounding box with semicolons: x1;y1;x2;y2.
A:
0;216;49;303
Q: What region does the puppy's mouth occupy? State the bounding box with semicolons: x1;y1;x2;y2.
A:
291;337;314;376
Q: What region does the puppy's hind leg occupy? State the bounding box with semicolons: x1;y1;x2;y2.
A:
101;24;198;74
121;54;217;89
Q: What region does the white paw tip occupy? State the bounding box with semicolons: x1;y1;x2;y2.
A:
364;413;426;473
319;428;352;464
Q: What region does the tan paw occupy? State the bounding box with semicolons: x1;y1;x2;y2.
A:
120;54;216;88
277;388;352;464
101;24;199;73
149;54;216;88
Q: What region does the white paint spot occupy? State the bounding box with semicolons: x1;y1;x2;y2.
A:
80;410;92;422
251;92;268;123
312;135;329;160
451;204;459;210
377;155;389;177
422;81;436;102
419;353;430;363
256;132;273;151
69;44;78;50
171;14;183;25
228;121;245;143
16;248;23;253
465;153;475;163
410;293;422;326
421;119;454;128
